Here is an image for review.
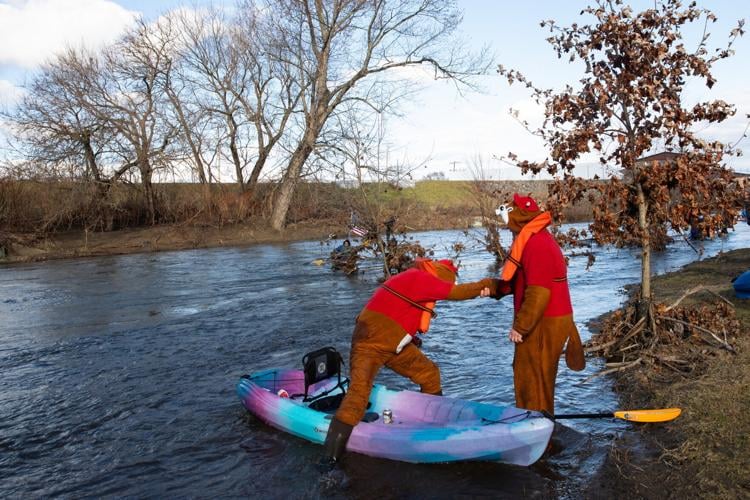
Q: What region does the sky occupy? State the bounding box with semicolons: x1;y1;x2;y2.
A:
0;0;748;180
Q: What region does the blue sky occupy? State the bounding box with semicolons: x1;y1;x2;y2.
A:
1;0;748;179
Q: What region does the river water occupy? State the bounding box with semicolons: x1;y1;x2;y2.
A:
1;224;748;498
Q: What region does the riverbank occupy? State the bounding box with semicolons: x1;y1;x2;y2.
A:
1;178;598;265
586;248;750;498
0;212;480;265
0;221;341;264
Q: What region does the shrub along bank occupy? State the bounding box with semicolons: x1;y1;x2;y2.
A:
0;179;592;261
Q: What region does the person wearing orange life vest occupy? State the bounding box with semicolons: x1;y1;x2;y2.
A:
319;258;500;471
494;193;585;415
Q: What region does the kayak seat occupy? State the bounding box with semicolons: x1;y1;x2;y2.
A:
302;346;349;404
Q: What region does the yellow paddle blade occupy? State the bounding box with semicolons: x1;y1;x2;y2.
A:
614;408;682;422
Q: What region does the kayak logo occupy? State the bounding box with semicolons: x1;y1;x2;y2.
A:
317;361;327;375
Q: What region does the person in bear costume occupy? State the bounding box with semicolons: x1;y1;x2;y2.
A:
495;193;585;415
320;258;499;470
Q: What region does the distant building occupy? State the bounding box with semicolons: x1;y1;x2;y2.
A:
396;178;416;188
620;151;682;182
635;152;682;165
335;179;360;188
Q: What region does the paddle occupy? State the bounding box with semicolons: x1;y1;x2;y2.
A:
547;408;682;423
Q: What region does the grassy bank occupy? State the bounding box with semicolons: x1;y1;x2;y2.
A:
589;249;750;498
0;179;590;263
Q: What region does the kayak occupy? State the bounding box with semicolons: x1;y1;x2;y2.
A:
733;270;750;299
236;368;554;466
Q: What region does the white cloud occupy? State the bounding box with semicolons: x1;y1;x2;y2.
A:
0;79;24;107
387;78;553;180
0;0;138;68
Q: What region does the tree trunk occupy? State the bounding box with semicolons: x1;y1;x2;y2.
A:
269;141;313;230
82;136;101;183
181;119;207;184
636;182;651;319
95;180;114;231
140;160;156;225
247;151;268;188
167;89;208;184
227;115;244;189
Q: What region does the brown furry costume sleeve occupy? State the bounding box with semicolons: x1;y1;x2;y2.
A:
512;285;551;336
447;278;499;300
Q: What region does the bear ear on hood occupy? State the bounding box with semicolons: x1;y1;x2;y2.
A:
507;193;543;233
513;193;539;212
436;259;458;274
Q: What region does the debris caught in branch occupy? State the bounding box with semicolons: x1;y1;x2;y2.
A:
586;287;742;380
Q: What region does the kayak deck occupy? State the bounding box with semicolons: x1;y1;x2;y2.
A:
237;369;553;465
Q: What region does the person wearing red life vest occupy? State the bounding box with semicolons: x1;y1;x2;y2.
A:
320;258;499;470
495;193;586;415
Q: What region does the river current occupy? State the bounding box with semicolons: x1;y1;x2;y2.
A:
1;224;748;498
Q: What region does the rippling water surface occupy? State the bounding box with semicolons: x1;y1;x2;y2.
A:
1;224;748;498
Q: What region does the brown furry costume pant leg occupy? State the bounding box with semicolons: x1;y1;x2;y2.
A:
512;315;578;414
334;320;441;427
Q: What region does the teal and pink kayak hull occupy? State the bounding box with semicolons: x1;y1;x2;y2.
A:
237;368;553;466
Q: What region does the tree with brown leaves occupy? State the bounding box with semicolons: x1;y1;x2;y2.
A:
499;0;745;318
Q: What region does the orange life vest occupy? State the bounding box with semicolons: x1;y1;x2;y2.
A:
414;259;439;333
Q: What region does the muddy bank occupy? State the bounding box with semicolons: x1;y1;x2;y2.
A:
585;248;750;499
1;222;339;264
0;213;479;265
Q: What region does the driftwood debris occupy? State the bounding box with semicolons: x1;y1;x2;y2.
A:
585;286;742;380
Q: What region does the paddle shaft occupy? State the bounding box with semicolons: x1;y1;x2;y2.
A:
554;412;613;419
549;408;681;422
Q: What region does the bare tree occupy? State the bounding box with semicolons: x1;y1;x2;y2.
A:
231;2;305;188
498;0;745;318
81;18;179;224
267;0;491;230
168;3;303;194
158;13;212;186
172;7;251;188
4;48;108;182
2;47;142;230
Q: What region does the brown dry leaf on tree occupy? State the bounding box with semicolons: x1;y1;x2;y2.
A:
498;0;746;324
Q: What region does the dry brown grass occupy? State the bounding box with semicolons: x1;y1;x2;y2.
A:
646;250;750;497
596;248;750;498
654;336;750;496
0;179;595;235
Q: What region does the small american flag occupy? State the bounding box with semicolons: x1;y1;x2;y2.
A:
350;225;368;237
